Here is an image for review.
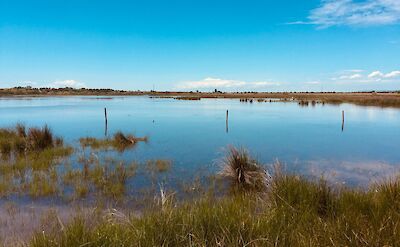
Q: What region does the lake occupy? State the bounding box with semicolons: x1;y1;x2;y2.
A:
1;96;400;187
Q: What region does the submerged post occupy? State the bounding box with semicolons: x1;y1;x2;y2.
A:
104;107;108;136
226;110;229;133
341;110;345;132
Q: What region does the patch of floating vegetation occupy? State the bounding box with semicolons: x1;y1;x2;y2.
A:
174;96;201;100
79;131;148;152
146;159;172;173
298;99;325;106
149;96;174;99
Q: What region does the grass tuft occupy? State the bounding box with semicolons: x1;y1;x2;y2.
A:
79;132;147;152
27;125;54;151
219;146;269;192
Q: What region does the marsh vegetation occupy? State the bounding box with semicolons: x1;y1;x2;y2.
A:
29;149;400;247
1;124;400;246
79;132;147;152
2;87;400;108
0;125;152;200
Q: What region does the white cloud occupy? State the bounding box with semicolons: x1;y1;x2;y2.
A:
330;69;400;84
305;81;321;85
48;80;86;88
368;71;385;78
384;70;400;78
344;69;365;73
291;0;400;28
17;81;38;87
367;70;400;80
176;77;281;91
339;73;363;80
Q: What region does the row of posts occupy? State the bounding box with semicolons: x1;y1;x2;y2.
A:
103;108;345;134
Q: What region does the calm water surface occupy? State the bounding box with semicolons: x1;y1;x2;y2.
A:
1;96;399;186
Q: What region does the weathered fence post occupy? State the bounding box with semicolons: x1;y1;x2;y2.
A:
226;110;229;133
342;110;345;131
104;107;108;136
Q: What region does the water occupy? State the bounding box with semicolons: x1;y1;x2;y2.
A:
1;96;400;186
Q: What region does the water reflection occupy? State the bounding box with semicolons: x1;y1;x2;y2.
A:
304;159;399;187
0;96;399;186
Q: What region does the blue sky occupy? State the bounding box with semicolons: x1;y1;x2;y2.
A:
1;0;399;92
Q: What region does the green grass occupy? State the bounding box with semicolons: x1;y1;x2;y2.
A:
29;173;400;246
27;148;400;246
0;125;73;199
1;125;400;246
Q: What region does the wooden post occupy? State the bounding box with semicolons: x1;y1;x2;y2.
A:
341;110;344;131
226;110;229;133
104;107;108;136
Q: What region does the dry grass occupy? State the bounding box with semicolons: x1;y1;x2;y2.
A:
79;132;147;152
219;147;270;192
2;87;400;107
0;124;64;158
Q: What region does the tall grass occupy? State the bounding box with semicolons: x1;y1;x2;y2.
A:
1;139;399;246
0;124;73;199
0;124;63;157
30;173;400;247
27;125;54;151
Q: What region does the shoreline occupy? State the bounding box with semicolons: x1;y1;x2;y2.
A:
1;87;400;108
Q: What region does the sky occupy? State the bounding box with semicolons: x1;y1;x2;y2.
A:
0;0;400;92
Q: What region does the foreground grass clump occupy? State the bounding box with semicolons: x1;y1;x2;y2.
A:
30;173;400;246
79;131;147;152
219;147;269;192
